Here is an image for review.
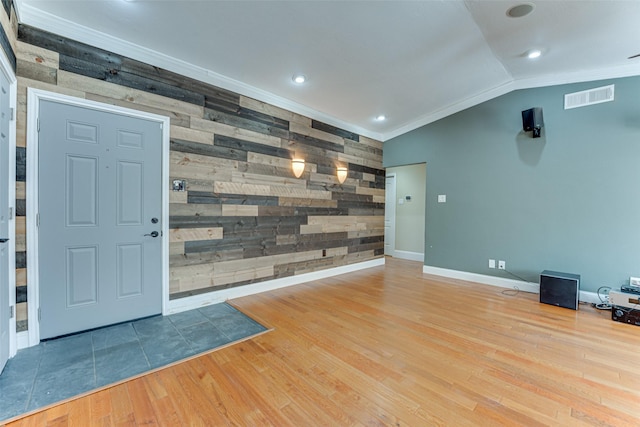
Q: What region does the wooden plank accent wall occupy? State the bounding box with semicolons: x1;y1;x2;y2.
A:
8;24;384;331
0;0;15;71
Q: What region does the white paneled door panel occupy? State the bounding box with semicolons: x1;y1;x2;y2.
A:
65;155;98;227
38;100;162;339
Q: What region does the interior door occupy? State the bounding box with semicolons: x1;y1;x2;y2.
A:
0;65;10;372
38;99;163;339
384;174;396;256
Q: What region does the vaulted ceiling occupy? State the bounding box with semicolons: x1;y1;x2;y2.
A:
15;0;640;140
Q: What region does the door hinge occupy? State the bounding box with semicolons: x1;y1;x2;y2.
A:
36;213;40;228
38;307;41;321
10;107;14;121
37;118;40;132
9;305;13;319
8;207;12;220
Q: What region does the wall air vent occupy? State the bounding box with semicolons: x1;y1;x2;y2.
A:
564;84;614;110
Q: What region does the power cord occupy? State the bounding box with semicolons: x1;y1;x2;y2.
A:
594;286;612;310
504;268;537;285
501;286;520;297
499;269;537;297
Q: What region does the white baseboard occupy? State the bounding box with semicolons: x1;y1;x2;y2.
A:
577;291;600;305
422;265;540;293
17;331;30;350
421;265;603;305
167;258;385;315
393;250;424;262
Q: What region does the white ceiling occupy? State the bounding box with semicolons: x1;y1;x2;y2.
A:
15;0;640;141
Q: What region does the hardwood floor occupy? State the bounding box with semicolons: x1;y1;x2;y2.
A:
4;257;640;426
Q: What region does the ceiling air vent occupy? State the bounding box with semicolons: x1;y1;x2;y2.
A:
564;84;614;110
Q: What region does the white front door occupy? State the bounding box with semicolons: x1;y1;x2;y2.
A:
38;99;163;339
384;174;396;256
0;61;10;372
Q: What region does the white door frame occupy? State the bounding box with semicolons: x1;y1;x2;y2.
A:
25;88;170;347
0;48;17;358
384;173;396;257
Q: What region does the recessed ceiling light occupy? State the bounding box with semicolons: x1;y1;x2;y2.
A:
375;115;386;121
292;74;306;84
507;3;534;18
527;49;542;59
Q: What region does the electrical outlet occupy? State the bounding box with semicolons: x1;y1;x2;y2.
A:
489;259;496;269
498;260;506;270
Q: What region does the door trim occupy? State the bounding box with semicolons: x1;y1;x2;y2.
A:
384;173;396;257
25;88;170;347
0;47;17;359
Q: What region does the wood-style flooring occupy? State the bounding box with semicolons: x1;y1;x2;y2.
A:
4;257;640;426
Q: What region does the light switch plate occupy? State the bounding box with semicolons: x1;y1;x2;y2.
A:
438;194;446;203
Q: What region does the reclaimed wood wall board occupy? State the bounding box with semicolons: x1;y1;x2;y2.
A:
9;23;384;331
0;0;15;71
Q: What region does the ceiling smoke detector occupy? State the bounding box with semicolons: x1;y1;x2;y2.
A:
506;3;534;18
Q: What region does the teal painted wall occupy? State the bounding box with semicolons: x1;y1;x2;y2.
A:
383;76;640;292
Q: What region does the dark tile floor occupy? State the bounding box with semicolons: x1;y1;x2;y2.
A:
0;303;267;421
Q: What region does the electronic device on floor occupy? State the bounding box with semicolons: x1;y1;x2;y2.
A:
621;277;640;295
609;290;640;309
611;306;640;326
621;284;640;295
539;270;580;310
609;289;640;326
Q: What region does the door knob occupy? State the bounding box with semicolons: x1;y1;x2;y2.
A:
144;231;159;238
0;238;8;243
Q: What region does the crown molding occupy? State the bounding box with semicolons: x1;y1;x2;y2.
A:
17;3;384;141
382;80;516;141
383;63;640;141
16;2;640;143
511;62;640;91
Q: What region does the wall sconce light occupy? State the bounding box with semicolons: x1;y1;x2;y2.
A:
336;166;348;184
292;159;305;178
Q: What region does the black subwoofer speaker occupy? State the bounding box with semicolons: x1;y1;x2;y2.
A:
539;270;580;310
